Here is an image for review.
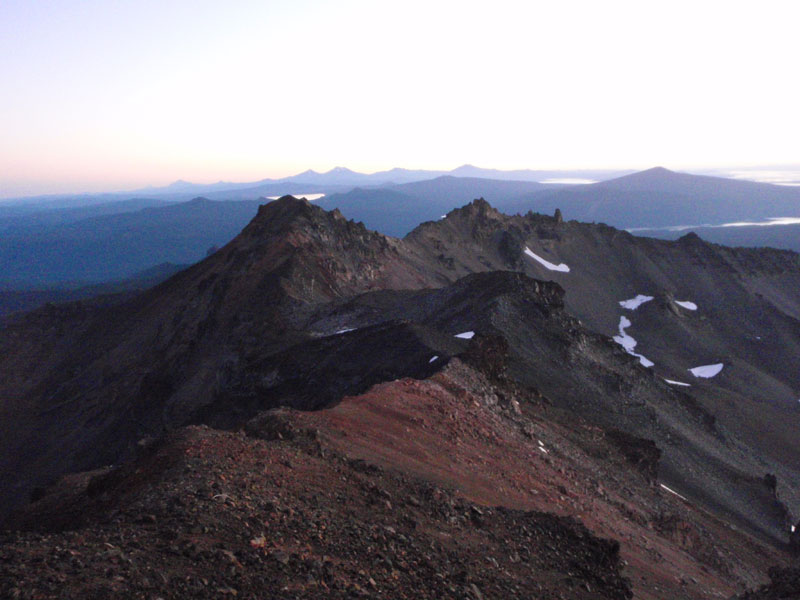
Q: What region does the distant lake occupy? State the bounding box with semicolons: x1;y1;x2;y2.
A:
628;217;800;233
720;217;800;227
267;193;325;201
725;169;800;186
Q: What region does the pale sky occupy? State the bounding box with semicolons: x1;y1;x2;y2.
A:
1;0;799;197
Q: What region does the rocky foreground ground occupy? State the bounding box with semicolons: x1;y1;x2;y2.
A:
2;359;794;599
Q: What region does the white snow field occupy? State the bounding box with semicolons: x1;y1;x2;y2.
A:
454;331;475;339
613;316;654;367
664;379;692;387
689;363;724;378
619;295;654;310
523;247;570;273
674;300;698;310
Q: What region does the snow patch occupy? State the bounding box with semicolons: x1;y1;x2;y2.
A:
429;355;439;363
660;484;689;502
537;440;549;454
613;316;635;351
619;295;654;310
523;246;570;273
664;379;692;387
455;331;475;339
335;328;355;334
612;316;654;367
675;300;698;311
689;363;724;378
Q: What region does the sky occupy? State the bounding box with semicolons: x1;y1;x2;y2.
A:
1;0;799;197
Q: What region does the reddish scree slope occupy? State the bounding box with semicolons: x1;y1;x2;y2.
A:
288;361;787;600
0;361;788;599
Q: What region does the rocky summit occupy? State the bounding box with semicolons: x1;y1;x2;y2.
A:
2;196;800;599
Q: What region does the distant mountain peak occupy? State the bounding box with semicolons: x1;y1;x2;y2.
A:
163;179;196;190
642;166;674;175
602;166;690;189
624;166;677;179
451;164;482;174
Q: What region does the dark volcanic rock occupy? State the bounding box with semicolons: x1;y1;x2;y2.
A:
461;333;511;383
0;425;634;600
605;429;661;481
1;195;800;582
735;567;800;599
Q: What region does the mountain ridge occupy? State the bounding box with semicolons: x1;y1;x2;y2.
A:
2;196;800;598
4;167;799;291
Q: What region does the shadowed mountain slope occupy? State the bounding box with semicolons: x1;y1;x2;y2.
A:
3;361;790;599
0;197;438;514
2;196;800;598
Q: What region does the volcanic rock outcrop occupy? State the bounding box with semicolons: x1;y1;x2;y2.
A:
2;195;800;598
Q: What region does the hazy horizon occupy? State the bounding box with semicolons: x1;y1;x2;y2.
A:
2;1;799;198
3;162;800;201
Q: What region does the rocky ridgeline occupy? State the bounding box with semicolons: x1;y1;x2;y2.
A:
1;196;800;598
0;424;634;600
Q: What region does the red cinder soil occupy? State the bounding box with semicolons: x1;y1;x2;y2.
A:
1;360;788;599
287;361;788;600
2;423;632;600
